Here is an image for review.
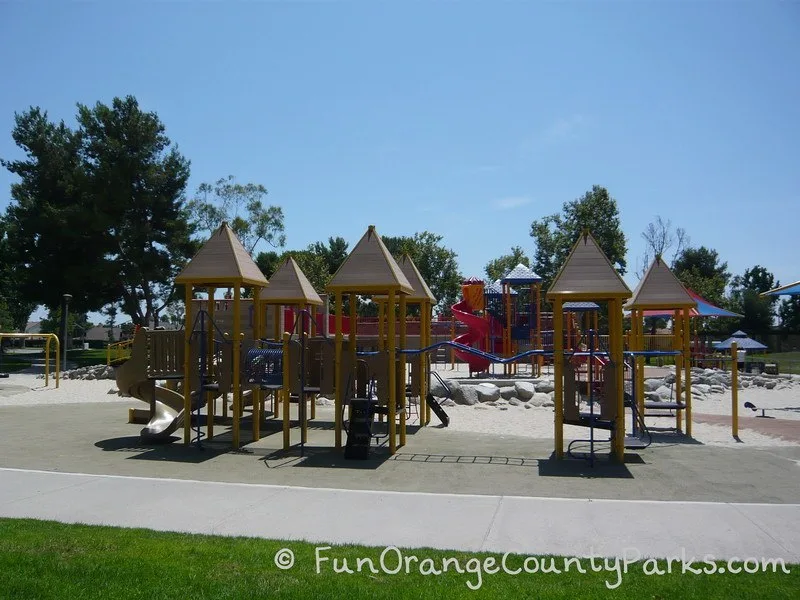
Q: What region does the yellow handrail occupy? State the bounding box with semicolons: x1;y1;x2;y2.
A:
106;338;134;366
0;333;60;388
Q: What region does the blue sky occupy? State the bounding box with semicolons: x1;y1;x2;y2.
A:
1;1;798;322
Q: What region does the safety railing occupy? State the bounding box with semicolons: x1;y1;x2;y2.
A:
0;333;60;387
106;338;134;366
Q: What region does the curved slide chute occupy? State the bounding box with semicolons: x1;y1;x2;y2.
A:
114;330;185;440
451;299;504;373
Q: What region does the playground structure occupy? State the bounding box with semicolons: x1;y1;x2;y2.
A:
548;231;631;462
257;255;325;453
626;256;696;437
326;225;416;456
110;222;450;457
103;221;756;466
450;266;544;376
0;333;60;387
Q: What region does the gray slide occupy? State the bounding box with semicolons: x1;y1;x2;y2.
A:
114;330;185;440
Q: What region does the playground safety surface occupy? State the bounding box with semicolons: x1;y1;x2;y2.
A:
1;402;798;504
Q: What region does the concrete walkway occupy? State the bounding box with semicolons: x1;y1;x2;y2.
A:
1;467;798;562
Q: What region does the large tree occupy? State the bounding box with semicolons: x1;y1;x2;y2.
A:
484;246;531;282
672;246;731;307
188;175;285;254
382;231;462;314
0;214;36;331
530;185;627;293
310;236;349;277
729;266;778;338
779;296;800;334
2;96;197;325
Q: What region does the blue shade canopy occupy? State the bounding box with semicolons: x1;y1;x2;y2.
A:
713;335;768;350
501;263;542;284
484;280;517;296
563;301;600;312
761;280;800;296
639;289;742;318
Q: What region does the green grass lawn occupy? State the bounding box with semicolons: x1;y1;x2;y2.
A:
748;351;800;375
0;519;796;599
68;347;109;368
0;354;36;373
0;347;109;372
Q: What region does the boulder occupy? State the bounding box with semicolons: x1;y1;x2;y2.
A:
664;373;676;385
515;381;536;400
524;403;533;409
475;383;501;403
644;379;663;392
655;386;673;400
535;380;555;394
441;398;456;407
765;380;777;390
500;386;517;400
508;398;523;406
430;377;459;398
529;392;552;407
454;385;479;406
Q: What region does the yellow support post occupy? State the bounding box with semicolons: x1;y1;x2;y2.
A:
232;286;241;449
535;283;542;376
388;289;397;454
635;310;645;419
283;331;291;450
399;293;407;447
252;287;261;442
300;305;308;446
334;293;343;449
674;310;683;432
505;283;512;376
273;305;280;419
612;299;625;462
183;285;193;445
731;341;739;438
552;297;564;458
44;336;51;387
207;288;216;440
683;306;692;437
310;304;317;421
349;293;357;394
420;299;429;425
378;299;385;351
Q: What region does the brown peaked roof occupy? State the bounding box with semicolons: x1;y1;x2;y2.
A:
625;256;696;309
326;225;413;294
398;254;437;302
375;254;437;303
260;256;323;306
546;231;631;299
175;222;268;287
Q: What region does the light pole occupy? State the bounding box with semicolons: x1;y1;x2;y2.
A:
61;294;72;371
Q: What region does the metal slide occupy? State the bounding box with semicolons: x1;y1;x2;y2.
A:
114;330;186;440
